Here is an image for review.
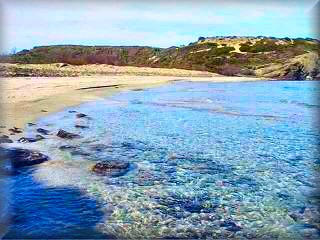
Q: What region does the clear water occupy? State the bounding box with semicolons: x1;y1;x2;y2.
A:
3;81;320;239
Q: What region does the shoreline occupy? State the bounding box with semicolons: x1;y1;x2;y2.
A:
1;75;264;132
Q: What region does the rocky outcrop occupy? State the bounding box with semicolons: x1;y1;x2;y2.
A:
2;147;50;168
255;52;320;80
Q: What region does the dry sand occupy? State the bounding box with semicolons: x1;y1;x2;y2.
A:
1;73;264;132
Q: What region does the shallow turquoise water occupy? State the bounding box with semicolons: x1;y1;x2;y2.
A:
4;81;320;239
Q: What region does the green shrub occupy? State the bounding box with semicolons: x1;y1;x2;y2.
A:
211;46;235;56
239;44;251;52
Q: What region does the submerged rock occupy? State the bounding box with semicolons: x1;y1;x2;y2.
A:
3;147;49;168
220;220;242;232
18;135;45;143
0;135;13;143
36;128;50;135
76;113;88;118
91;160;130;177
89;144;109;152
59;145;77;151
132;88;144;91
75;124;89;129
183;200;205;213
18;137;36;143
57;129;81;139
134;170;163;186
36;134;45;140
70;150;90;157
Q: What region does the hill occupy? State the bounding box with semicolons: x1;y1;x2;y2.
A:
1;36;319;79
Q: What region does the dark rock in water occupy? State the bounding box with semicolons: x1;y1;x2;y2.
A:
27;122;36;126
18;137;36;143
220;220;242;232
91;160;130;177
0;138;13;144
57;129;81;139
75;124;89;129
68;110;77;113
183;200;204;213
18;135;45;143
36;128;50;135
4;148;49;168
59;145;77;151
0;135;13;143
157;194;217;215
299;206;307;214
131;100;143;105
132;88;144;91
89;144;109;152
134;170;163;186
36;134;45;140
277;192;292;200
76;113;87;118
289;212;300;221
183;199;218;214
8;127;23;134
70;150;90;157
121;142;135;149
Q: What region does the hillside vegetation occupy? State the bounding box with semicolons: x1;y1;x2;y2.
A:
1;36;319;79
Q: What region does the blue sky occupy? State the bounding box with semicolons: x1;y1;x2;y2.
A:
1;0;318;53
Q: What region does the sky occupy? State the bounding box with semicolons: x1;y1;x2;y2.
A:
0;0;319;53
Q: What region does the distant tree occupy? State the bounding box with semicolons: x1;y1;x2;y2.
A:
10;47;17;55
198;37;205;42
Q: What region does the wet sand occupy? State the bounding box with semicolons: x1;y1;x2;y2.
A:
1;74;263;131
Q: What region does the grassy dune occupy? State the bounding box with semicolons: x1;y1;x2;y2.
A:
2;36;319;79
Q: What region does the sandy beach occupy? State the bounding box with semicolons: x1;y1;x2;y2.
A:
1;67;263;131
